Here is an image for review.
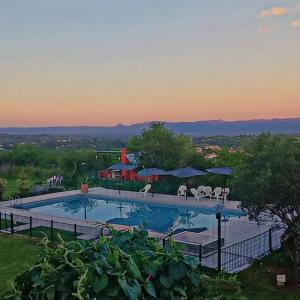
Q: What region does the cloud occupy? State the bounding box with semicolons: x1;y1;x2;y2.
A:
290;19;300;27
259;7;289;17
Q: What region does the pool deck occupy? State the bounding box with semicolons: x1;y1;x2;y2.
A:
0;187;242;211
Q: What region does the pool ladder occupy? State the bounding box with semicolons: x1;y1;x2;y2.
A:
9;195;22;207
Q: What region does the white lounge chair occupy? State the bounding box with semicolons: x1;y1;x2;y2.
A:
197;185;205;198
140;184;151;197
211;187;223;200
223;187;230;202
203;186;212;199
190;188;201;201
177;185;187;198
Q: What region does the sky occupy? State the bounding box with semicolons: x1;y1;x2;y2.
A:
0;0;300;127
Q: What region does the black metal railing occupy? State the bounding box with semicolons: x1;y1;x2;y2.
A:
1;209;283;273
163;227;283;273
0;211;108;242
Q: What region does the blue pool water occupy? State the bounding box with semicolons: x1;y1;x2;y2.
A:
19;195;245;233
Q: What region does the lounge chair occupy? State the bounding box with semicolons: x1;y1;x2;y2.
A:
203;186;212;199
223;187;230;202
177;185;187;198
190;188;201;201
140;184;151;197
197;185;205;198
211;187;223;200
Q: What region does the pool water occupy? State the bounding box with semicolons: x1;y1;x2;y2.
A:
19;195;245;233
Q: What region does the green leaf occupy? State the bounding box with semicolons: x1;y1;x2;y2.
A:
145;281;157;298
107;284;120;297
173;285;187;297
169;262;188;280
190;271;201;286
126;259;142;280
45;286;55;300
160;274;174;289
124;278;142;300
93;275;109;294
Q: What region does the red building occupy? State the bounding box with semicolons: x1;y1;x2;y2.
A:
99;148;139;181
99;148;158;182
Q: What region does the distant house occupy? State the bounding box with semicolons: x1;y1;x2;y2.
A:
99;148;142;181
204;153;219;160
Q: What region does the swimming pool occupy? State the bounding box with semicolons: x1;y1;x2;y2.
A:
18;194;246;233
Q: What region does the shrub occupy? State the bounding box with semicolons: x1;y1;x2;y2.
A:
5;228;244;300
17;170;31;196
0;177;7;200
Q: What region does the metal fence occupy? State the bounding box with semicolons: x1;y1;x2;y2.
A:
165;228;283;273
0;210;283;273
0;211;107;242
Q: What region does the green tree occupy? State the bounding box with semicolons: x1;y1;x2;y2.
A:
127;122;199;170
0;177;7;200
233;134;300;280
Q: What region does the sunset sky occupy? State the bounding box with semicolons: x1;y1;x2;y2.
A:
1;1;300;127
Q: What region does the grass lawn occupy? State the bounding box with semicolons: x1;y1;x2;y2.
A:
238;250;300;300
0;234;41;298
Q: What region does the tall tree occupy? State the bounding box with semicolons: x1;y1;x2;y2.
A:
127;122;199;170
233;134;300;280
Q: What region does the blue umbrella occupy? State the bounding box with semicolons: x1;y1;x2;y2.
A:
137;168;169;196
168;167;207;178
106;163;138;171
168;167;208;199
137;168;169;177
206;167;233;176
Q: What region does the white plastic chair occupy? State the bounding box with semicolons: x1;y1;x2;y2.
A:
140;184;151;197
211;187;223;200
203;186;212;199
177;185;187;198
223;187;230;202
190;188;200;201
197;185;205;198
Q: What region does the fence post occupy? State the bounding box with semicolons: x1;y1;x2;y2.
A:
216;212;222;272
199;245;202;264
5;214;8;230
50;220;54;242
74;224;77;240
162;237;165;248
29;217;32;238
269;229;273;252
10;213;14;234
0;212;2;230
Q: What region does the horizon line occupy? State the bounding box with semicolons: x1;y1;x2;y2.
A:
1;116;300;129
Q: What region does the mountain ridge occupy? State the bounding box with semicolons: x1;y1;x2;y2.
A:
0;118;299;137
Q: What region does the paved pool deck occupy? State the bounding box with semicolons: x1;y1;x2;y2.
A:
0;187;242;210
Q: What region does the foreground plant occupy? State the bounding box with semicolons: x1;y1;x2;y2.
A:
5;228;244;300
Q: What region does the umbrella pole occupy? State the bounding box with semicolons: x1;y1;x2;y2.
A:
152;175;154;197
223;176;228;203
186;178;189;200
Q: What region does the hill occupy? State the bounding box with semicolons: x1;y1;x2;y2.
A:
0;118;299;137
